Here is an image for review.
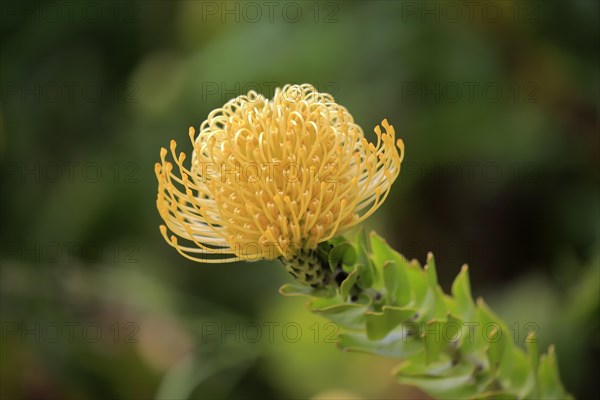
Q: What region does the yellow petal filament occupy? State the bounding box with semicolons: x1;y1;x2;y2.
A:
155;84;404;264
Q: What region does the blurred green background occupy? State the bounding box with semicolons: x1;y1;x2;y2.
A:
1;1;598;399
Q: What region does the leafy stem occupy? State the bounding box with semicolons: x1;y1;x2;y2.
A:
279;230;572;399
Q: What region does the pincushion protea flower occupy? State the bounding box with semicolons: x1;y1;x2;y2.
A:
155;84;404;285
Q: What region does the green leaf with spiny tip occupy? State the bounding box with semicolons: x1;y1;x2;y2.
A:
476;297;509;331
278;283;335;298
338;330;422;358
536;346;571;399
497;346;535;397
432;287;449;318
340;266;359;301
445;312;466;349
382;261;398;304
396;263;412;307
356;259;375;289
486;324;507;376
394;351;496;395
310;302;368;330
410;258;423;268
412;285;447;323
355;228;371;267
364;306;416;340
405;264;429;306
394;352;455;377
451;264;475;317
369;231;403;266
343;246;357;266
278;283;312;296
395;358;480;398
317;241;333;265
422;319;450;364
328;241;356;272
525;331;540;398
443;293;460;316
426;252;438;287
525;331;539;374
474;298;512;358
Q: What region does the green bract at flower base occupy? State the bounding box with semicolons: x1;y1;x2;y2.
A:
280;230;572;399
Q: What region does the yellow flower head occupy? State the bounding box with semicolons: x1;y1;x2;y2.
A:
155;84;404;264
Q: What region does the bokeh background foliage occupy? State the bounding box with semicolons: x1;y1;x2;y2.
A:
1;1;598;399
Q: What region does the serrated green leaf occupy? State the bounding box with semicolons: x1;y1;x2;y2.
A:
382;261;397;304
426;252;438;287
338;330;422;358
406;265;429;306
316;240;333;264
369;231;403;266
383;260;411;307
396;264;413;308
525;331;539;375
395;359;480;398
474;298;511;357
328;241;356;272
365;306;416;340
414;286;447;323
536;346;570;399
355;228;371;266
278;284;315;297
432;287;449;319
339;266;359;301
281;272;339;295
356;259;375;289
423;320;449;364
343;245;358;266
310;302;368;330
451;265;475;317
486;325;507;375
497;347;535;397
393;352;454;376
476;298;509;332
397;375;479;399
